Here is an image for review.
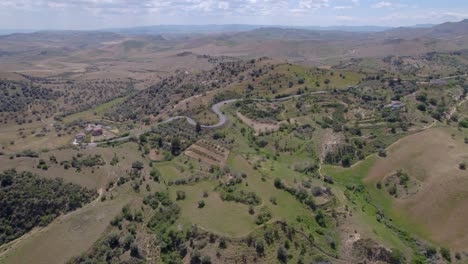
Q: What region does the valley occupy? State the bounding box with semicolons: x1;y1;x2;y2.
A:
0;19;467;264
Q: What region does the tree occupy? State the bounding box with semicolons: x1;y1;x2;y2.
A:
176;190;186;200
196;123;202;133
132;161;144;170
171;138;181;156
198;200;205;208
459;118;468;128
460;162;466;170
107;233;120;249
201;256;211;264
219;237;227;249
277;245;288;263
388;248;405;264
150;168;161;182
255;238;265;255
315;210;327;227
440;247;451;262
110;153;119;166
130;243;140;257
274;178;283;189
378;149;387;157
417;104;426;112
190;249;201;264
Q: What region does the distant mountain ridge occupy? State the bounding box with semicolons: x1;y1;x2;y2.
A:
103;24;396;34
0;22;445;36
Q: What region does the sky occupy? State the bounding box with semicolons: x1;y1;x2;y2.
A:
0;0;467;30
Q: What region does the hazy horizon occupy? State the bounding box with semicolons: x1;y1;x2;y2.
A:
0;0;467;31
0;23;429;33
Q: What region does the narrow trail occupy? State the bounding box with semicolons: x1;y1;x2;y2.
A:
448;96;467;119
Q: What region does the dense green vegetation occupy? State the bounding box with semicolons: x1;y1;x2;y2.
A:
0;169;97;245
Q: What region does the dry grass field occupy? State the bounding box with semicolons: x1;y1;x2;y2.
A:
365;127;468;250
236;111;283;135
184;140;230;167
0;142;143;189
0;191;133;264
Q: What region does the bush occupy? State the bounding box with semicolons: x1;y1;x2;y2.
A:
378;149;387;157
255;238;265;255
458;118;468;128
198;200;205;208
130;243;140;257
274;178;283;189
201;256;211;264
107;233;120;248
417;104;426;112
277;245;288;263
132;161;144;170
315;210;327;227
459;162;466;170
376;181;382;189
176;190;186;200
440;247;451;262
255;207;272;225
389;248;406;264
219;237;227;249
191;249;201;263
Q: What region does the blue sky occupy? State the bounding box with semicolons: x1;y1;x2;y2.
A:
0;0;467;29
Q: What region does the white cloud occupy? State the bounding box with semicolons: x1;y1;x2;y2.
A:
0;0;467;29
298;0;329;9
372;1;392;9
334;5;353;9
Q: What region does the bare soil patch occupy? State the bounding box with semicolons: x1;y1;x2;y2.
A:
148;149;164;161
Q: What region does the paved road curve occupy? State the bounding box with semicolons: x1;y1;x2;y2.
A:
75;91;327;146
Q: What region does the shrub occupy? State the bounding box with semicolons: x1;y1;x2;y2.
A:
219;237;227;249
132;161;144;170
201;256;211;264
198;200;205;208
440;247;451;262
277;245;288;263
190;249;201;263
274;178;283;189
255;238;265;255
417;104;426;112
459;162;466;170
458;118;468;128
176;190;186;200
255;207;272;225
389;248;406;264
376;181;382;189
107;233;120;248
378;149;387;157
315;210;327;227
130;243;139;257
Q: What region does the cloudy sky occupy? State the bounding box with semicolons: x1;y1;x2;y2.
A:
0;0;467;29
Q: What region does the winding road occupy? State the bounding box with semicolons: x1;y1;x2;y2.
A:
74;91;328;147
